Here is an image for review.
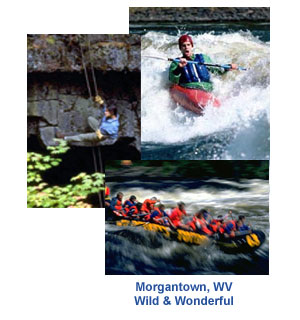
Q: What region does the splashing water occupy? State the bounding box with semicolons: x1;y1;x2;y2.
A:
106;178;269;275
141;31;270;160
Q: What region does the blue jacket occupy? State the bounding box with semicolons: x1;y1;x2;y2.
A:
178;54;211;84
150;209;168;219
238;224;250;231
224;222;235;234
100;107;119;139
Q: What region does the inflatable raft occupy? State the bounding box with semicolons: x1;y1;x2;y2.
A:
106;218;266;254
170;84;221;115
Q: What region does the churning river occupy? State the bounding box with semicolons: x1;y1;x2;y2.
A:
139;24;270;160
105;174;269;275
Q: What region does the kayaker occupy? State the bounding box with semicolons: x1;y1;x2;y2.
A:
169;34;238;92
63;95;119;145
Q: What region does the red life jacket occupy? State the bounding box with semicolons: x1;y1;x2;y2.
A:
152;207;164;224
153;207;163;217
123;199;139;216
141;199;157;213
225;220;236;230
105;186;110;197
114;199;123;211
124;199;135;211
194;217;213;235
169;207;187;227
209;219;223;233
188;220;196;231
129;206;138;215
144;207;163;223
224;220;236;237
169;207;187;223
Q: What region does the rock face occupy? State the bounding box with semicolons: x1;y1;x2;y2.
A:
27;34;141;155
129;7;270;23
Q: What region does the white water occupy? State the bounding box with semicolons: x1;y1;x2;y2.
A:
141;31;270;159
108;178;269;240
111;179;269;211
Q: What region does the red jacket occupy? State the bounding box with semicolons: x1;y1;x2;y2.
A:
209;219;224;233
169;207;187;226
191;217;213;235
141;199;157;213
105;186;110;197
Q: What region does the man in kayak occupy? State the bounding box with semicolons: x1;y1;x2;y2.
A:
169;35;237;112
169;34;238;91
62;95;119;145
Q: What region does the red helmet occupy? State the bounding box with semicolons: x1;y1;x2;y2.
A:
178;35;193;48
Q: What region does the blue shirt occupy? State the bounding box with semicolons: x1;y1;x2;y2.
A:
224;222;235;234
150;209;168;219
238;224;250;231
100;107;119;139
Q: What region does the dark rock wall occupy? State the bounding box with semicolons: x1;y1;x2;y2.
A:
129;7;270;23
27;34;141;153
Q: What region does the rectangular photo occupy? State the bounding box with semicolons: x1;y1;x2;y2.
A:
27;34;141;208
105;160;269;275
130;7;270;160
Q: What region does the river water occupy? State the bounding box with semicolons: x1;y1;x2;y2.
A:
139;24;270;160
105;175;269;275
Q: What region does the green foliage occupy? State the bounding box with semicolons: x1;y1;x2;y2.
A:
27;139;105;208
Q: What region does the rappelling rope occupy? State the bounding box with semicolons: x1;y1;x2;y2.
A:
79;37;93;99
78;34;104;208
87;36;99;97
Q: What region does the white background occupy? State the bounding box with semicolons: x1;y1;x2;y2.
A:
1;0;300;319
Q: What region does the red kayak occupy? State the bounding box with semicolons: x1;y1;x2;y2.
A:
170;84;221;115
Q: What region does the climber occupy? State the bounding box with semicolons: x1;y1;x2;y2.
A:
60;95;119;145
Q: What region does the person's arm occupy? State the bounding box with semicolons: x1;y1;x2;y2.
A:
169;61;182;84
202;54;226;75
203;55;238;74
110;198;117;210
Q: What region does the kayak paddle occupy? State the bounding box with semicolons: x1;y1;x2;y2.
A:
143;55;247;71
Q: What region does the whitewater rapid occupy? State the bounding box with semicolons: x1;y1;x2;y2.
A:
141;31;270;159
106;178;269;275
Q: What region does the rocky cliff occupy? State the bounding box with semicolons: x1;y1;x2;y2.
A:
27;34;141;156
129;7;270;23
